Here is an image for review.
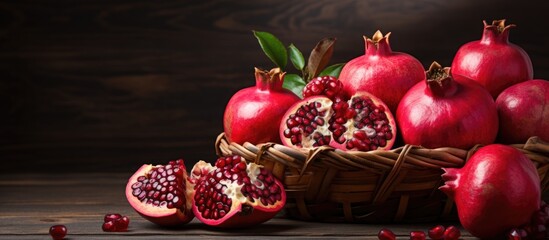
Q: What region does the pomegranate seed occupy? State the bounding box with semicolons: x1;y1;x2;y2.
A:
104;213;122;222
49;225;67;240
410;231;426;240
428;225;445;240
102;221;117;232
443;226;461;240
378;228;396;240
508;228;528;240
114;216;130;231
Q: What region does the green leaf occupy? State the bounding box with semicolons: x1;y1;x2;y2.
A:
288;44;305;71
306;37;336;80
282;73;306;98
318;63;346;78
253;30;287;70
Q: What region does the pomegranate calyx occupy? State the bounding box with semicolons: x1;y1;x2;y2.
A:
364;30;392;56
426;62;457;97
482;19;515;44
439;168;460;198
254;67;285;91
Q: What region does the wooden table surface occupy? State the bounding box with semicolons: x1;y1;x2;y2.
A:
0;173;475;239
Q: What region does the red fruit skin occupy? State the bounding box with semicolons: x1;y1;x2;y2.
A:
338;30;425;112
396;62;498;149
496;79;549;143
125;163;194;226
451;20;533;98
224;68;300;145
440;144;541;239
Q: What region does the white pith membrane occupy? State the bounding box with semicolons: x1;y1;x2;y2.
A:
193;156;283;221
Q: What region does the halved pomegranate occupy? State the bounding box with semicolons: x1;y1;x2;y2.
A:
125;159;194;226
190;155;286;228
280;92;396;151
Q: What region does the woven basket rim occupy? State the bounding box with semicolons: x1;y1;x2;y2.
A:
215;132;549;223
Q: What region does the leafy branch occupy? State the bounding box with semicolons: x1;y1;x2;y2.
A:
253;30;345;97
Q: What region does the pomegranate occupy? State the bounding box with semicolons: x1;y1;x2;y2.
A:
280;92;396;151
440;144;541;239
451;19;533;98
496;79;549;143
190;155;286;228
396;62;498;149
302;75;345;100
338;30;425;112
125;159;194;226
224;67;300;145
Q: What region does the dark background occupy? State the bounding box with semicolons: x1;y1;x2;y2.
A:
1;0;548;173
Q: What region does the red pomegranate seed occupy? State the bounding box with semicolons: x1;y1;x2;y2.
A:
508;228;528;240
104;213;122;222
102;221;117;232
49;225;67;240
443;226;461;240
428;225;445;240
378;228;396;240
410;230;426;240
114;216;130;231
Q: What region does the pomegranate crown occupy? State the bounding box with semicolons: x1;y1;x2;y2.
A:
364;30;392;55
254;67;286;91
426;61;457;97
481;19;516;43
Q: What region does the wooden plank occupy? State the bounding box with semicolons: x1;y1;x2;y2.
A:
0;173;475;238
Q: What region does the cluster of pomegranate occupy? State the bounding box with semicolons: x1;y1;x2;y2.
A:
220;19;548;238
124;156;286;228
108;18;549;238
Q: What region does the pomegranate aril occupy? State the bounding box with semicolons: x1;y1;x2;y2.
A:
508;228;528;240
102;221;117;232
114;216;130;231
49;225;67;240
410;230;426;240
428;225;445;240
443;226;461;240
378;228;396;240
104;213;122;222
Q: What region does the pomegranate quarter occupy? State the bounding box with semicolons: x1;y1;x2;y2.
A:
125;159;194;226
189;155;286;228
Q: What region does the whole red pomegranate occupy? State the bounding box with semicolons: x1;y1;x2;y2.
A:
338;30;425;112
496;79;549;143
451;19;533;98
224;68;300;145
440;144;541;239
189;155;286;228
125;159;194;226
396;62;498;149
280;92;396;151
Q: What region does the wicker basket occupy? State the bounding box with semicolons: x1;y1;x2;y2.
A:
215;133;549;223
